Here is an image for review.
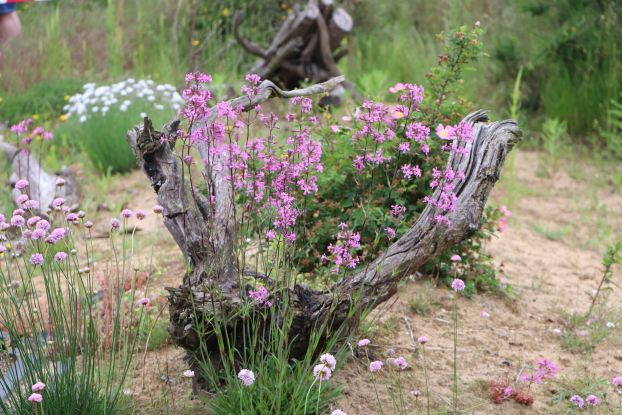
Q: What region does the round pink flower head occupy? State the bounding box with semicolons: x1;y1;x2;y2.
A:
613;376;622;388
85;220;94;229
450;254;461;262
110;218;121;230
30;253;44;266
357;338;370;347
54;252;68;262
410;389;422;398
31;382;46;392
238;369;255;386
28;393;43;403
182;370;195;378
331;410;347;415
17;194;29;205
369;360;383;373
153;205;164;214
451;278;465;292
55;177;66;187
394;357;408;370
480;311;490;318
120;209;133;219
320;353;337;371
15;179;29;190
417;335;429;344
570;395;584;408
313;364;332;381
586;395;600;406
138;297;150;306
135;210;147;220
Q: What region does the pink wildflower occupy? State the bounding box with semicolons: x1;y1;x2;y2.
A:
31;382;46;392
394;357;408;370
451;278;465;292
570;395;584;408
586;395;600;406
30;253;44;266
320;354;337;370
28;393;43;403
54;252;68;262
357;339;370;347
436;124;455;140
450;254;461;262
110;218;121;230
15;179;29;190
417;335;429;344
138;297;150;306
238;369;255;386
313;364;332;381
369;361;383;373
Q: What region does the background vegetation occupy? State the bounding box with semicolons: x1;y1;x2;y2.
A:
1;0;620;152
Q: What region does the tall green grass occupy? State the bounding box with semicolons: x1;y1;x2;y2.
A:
0;211;145;414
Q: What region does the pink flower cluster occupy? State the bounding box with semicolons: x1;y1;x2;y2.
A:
178;75;324;245
313;353;337;381
321;223;361;274
10;119;53;145
520;359;558;385
248;286;272;307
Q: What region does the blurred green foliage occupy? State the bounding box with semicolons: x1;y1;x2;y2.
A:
0;79;83;124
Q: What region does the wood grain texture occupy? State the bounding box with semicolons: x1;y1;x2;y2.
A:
127;80;521;358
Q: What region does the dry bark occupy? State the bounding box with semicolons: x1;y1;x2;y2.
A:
127;77;522;360
233;0;355;105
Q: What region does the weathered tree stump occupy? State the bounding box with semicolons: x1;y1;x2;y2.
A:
0;140;79;215
127;76;522;363
234;0;355;105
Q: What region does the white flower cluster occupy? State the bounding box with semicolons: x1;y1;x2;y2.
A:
63;78;184;123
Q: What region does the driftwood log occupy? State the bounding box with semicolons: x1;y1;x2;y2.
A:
0;139;79;214
234;0;355;105
127;77;521;362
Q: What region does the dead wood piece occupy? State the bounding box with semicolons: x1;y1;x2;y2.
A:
127;78;521;361
233;1;356;103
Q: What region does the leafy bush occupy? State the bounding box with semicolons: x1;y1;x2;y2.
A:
0;79;83;124
296;25;499;291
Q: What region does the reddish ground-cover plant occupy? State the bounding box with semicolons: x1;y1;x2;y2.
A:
489;359;557;407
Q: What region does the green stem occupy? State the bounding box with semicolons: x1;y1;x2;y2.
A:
422;345;430;415
452;297;458;414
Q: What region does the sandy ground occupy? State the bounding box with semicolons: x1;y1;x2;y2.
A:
82;150;622;414
333;151;622;415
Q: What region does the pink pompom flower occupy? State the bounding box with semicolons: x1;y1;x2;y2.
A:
31;382;46;392
238;369;255;386
357;338;370;347
369;361;383;373
28;393;43;403
451;278;465;292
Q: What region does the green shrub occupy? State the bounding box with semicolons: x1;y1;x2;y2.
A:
0;79;83;124
295;24;496;290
